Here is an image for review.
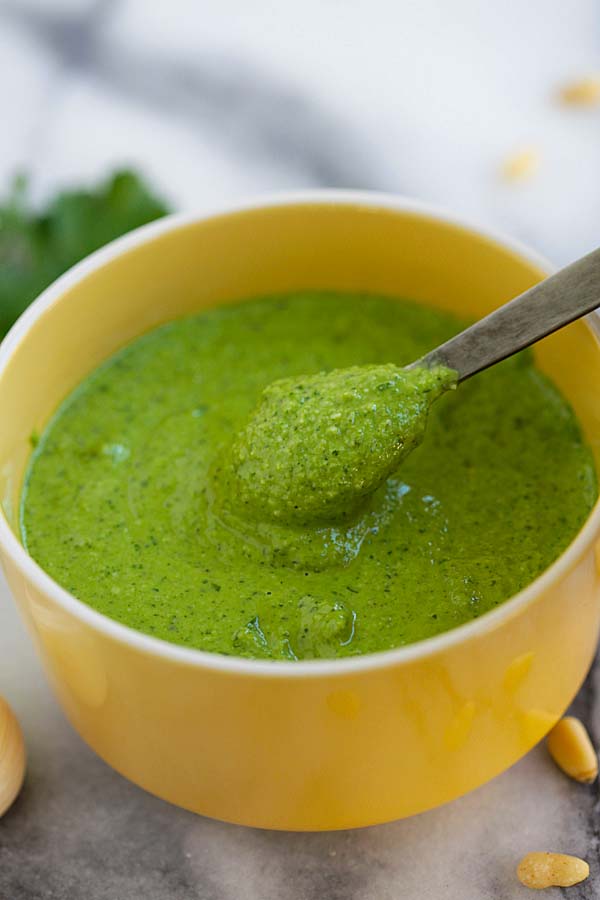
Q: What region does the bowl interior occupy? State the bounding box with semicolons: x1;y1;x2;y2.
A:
2;200;600;537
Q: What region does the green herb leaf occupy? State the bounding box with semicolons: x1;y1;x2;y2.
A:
0;170;169;337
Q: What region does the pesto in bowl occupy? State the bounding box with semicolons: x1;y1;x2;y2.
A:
20;292;597;660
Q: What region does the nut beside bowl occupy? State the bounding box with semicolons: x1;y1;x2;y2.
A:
0;192;599;830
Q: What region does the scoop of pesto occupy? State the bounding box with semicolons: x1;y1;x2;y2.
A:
231;363;456;524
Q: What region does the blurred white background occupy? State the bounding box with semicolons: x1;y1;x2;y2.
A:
1;0;600;264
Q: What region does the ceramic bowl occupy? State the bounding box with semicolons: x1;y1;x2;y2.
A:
1;193;599;830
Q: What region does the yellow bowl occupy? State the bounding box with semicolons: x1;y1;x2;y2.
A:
1;193;600;831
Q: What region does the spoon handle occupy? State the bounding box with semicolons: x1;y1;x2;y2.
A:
416;246;600;381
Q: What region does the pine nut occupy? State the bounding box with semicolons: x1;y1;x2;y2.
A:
547;716;598;783
559;76;600;106
501;148;540;182
517;852;589;890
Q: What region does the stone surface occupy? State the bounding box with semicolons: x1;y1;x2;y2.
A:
1;1;600;897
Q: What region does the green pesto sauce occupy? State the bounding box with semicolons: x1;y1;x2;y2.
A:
20;292;597;660
231;363;456;524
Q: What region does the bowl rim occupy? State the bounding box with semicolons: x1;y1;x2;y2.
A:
2;188;599;678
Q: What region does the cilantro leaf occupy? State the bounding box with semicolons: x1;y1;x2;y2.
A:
0;170;169;337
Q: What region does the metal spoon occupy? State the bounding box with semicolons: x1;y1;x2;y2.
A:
233;247;600;524
411;246;600;380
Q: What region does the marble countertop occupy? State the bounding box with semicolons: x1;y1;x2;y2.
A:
1;1;600;897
